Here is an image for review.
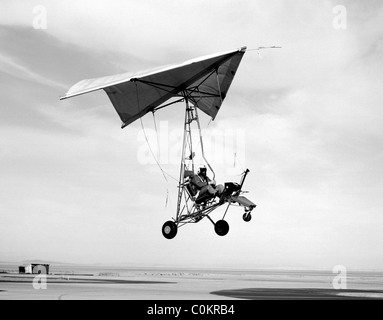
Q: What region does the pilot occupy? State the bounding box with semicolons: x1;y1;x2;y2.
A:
191;166;224;201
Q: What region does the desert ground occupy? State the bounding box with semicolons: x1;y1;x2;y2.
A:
1;264;383;300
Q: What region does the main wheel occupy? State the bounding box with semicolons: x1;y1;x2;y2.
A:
162;221;177;239
215;220;229;236
243;212;252;222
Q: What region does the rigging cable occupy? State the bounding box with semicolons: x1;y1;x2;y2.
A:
134;81;177;209
152;110;176;211
152;111;161;157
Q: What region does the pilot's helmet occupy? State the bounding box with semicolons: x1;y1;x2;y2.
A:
198;166;207;175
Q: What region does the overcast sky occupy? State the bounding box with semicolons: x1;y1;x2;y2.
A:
1;0;383;271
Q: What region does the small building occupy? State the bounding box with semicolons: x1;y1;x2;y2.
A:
18;263;50;275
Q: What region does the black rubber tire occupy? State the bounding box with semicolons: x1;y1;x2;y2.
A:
243;212;252;222
215;220;229;236
162;221;178;239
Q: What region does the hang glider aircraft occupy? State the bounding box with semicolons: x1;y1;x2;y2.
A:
61;46;257;239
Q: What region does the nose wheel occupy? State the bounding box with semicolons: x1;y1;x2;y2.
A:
243;212;252;222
